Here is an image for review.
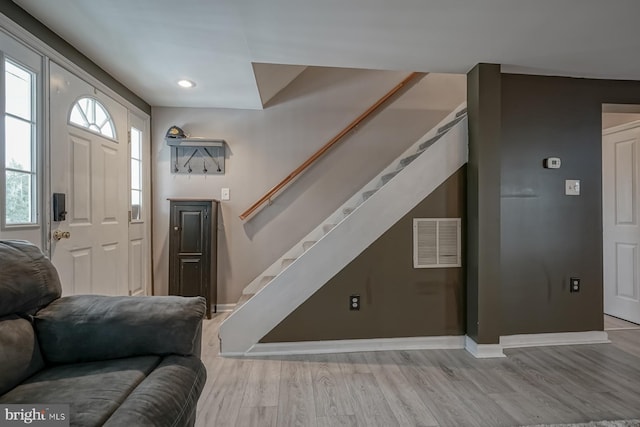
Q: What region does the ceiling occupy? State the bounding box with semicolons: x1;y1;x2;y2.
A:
12;0;640;110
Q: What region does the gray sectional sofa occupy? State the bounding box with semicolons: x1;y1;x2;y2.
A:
0;240;207;426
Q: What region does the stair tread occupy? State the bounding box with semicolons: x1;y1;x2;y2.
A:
303;240;317;251
237;293;253;304
381;170;400;184
362;188;378;200
281;258;297;268
399;152;421;167
323;223;336;233
436;115;465;134
259;275;276;286
419;132;445;151
234;293;255;311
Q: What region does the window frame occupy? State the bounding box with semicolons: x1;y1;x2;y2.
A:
130;125;143;223
1;51;42;231
68;95;118;141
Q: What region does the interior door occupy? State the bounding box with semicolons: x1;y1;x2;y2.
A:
49;62;128;296
603;121;640;324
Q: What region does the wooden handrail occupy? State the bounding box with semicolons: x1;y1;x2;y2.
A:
239;72;423;220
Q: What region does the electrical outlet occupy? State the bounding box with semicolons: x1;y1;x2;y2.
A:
349;295;360;311
570;277;580;293
221;188;230;201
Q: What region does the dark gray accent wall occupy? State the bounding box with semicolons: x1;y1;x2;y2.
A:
466;64;502;344
499;74;640;335
468;69;640;339
1;2;150;114
261;168;466;343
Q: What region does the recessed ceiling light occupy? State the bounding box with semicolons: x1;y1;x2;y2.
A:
177;79;195;88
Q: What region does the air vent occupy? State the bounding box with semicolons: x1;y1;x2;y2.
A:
413;218;461;268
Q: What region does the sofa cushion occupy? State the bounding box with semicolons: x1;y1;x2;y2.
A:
103;355;206;427
35;295;206;364
0;240;61;317
0;355;161;427
0;315;45;396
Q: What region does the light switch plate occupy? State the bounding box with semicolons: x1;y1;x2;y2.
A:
565;180;580;195
221;188;230;201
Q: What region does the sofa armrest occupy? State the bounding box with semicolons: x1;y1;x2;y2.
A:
34;295;206;364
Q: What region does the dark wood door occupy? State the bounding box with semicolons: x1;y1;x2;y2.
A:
169;200;216;318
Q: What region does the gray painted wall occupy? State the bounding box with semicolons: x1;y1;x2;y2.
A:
262;168;466;342
500;74;605;335
469;70;640;341
152;68;466;304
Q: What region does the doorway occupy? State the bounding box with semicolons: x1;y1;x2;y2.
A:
49;62;129;296
602;104;640;326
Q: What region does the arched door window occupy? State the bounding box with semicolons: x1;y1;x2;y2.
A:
69;96;116;139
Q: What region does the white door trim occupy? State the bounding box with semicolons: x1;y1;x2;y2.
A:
602;121;640;324
602;120;640;136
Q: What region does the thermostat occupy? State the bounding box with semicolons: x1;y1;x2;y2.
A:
543;157;561;169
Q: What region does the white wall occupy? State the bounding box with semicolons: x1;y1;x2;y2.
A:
152;67;466;304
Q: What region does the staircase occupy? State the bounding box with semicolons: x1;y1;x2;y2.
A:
219;103;469;355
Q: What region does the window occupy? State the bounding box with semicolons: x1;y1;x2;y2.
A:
70;96;115;138
130;126;142;221
4;58;37;225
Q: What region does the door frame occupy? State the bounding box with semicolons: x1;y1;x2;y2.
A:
44;64;151;266
602;107;640;325
0;14;151;263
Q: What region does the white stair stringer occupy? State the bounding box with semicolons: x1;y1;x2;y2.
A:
219;117;468;355
242;103;467;296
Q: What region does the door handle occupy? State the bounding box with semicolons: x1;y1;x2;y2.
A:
53;230;71;241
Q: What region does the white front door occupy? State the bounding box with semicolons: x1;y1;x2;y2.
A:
49;62;128;296
603;121;640;324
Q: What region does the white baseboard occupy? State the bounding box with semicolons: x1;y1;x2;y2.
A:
236;335;466;357
500;331;610;348
214;303;236;313
221;331;611;357
464;336;506;358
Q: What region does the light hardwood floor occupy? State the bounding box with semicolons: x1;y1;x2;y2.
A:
605;314;640;331
196;314;640;427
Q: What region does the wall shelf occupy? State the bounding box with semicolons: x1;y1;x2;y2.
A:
167;137;226;175
165;137;225;147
